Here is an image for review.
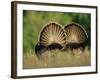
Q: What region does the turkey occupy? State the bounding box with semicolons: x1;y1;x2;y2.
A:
64;23;88;54
35;22;66;56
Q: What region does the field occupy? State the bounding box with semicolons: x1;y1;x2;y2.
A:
23;47;90;69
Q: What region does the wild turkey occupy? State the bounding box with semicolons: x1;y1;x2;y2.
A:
35;22;66;56
64;23;88;54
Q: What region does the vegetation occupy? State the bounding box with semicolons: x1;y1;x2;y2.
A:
23;47;90;69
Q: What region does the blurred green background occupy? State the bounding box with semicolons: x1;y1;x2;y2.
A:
23;10;91;55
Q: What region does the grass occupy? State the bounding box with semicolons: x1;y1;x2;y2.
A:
23;47;90;69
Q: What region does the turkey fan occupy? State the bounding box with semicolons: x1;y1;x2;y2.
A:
40;22;66;50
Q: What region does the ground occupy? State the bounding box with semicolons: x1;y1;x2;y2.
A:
23;47;90;69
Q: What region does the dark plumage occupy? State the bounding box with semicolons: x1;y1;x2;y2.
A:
47;43;63;50
66;43;85;50
35;43;46;57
